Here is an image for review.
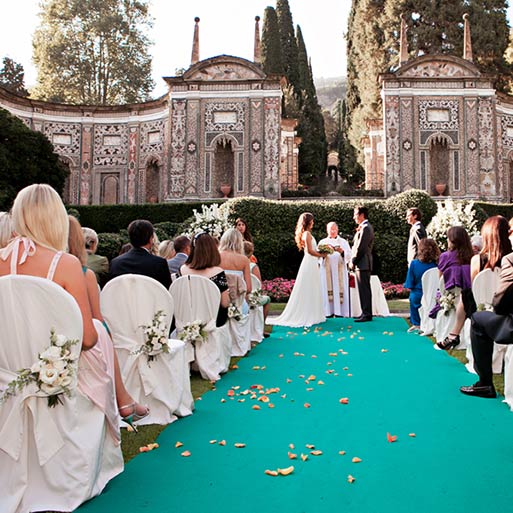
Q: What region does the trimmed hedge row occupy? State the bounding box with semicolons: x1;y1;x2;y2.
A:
70;201;222;234
222;189;438;284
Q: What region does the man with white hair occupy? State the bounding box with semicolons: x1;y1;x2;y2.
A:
318;221;352;317
83;226;109;287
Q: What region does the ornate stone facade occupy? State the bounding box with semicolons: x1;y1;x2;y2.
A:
0;55;285;204
365;54;513;201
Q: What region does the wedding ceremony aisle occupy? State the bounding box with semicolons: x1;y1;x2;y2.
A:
79;317;513;513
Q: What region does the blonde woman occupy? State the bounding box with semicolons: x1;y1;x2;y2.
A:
158;239;176;260
219;228;252;296
0;211;14;248
268;212;326;327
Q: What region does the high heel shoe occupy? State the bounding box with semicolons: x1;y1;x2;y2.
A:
119;402;150;431
436;334;460;351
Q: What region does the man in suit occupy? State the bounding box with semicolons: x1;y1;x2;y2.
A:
461;252;513;398
167;235;191;275
406;207;427;265
108;219;171;289
351;206;374;322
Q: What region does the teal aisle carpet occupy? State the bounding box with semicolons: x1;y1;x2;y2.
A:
79;318;513;513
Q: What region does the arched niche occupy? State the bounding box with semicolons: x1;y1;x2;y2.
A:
145;158;161;203
427;133;452;195
101;175;119;204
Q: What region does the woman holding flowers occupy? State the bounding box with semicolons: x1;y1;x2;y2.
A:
268;212;326;328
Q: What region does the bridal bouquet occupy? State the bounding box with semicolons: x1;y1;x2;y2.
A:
0;328;79;407
317;244;334;255
247;288;271;309
439;291;457;315
134;310;170;364
178;320;208;345
228;303;244;321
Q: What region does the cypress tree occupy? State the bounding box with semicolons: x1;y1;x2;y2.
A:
261;6;283;76
276;0;300;92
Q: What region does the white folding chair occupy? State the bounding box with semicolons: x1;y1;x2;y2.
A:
0;275;122;513
225;271;251;356
418;267;439;336
249;274;265;344
101;274;193;425
170;275;231;381
350;275;390;317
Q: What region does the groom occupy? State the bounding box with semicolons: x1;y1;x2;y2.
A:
351;206;374;322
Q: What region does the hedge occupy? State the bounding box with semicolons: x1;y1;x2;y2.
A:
69;201;223;234
222;189;438;284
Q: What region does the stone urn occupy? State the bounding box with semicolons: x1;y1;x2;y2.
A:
435;183;447;196
220;184;232;198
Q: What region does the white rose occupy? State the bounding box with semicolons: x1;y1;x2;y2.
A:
59;375;73;387
40;346;62;362
55;334;68;347
40;382;60;395
52;359;66;372
31;361;42;373
39;366;59;385
151;342;163;353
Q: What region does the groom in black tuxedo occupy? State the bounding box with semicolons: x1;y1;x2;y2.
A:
351;206;374;322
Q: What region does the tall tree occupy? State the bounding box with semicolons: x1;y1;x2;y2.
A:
0;108;68;209
261;6;283;76
276;0;300;93
0;57;28;96
32;0;155;105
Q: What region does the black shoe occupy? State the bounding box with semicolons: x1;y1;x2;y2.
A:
354;316;372;323
460;382;496;398
436;334;460;351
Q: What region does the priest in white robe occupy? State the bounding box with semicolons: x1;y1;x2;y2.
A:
319;222;352;317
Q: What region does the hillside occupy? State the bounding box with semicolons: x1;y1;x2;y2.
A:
315;76;346;111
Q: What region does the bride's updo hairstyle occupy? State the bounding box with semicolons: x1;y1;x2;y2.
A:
11;183;69;251
295;212;314;250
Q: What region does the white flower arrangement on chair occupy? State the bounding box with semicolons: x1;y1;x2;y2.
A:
228;303;244;320
0;328;79;407
439;291;457;314
178;320;208;345
247;289;271;309
476;302;494;312
133;310;170;364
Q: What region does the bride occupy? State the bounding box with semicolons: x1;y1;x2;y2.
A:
268;212;326;327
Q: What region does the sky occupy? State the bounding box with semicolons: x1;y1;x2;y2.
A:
0;0;348;97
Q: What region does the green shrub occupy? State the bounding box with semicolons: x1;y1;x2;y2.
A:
153;222;181;242
474;202;513;222
97;232;128;261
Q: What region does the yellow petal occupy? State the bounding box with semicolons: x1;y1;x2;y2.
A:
288;452;297;460
306;444;315;449
234;443;246;448
265;470;278;476
347;475;356;483
252;405;261;410
181;450;191;457
352;457;362;463
218;440;226;446
289;443;295;449
308;375;316;381
310;450;323;456
339;450;346;455
409;433;416;437
175;441;183;448
268;403;275;408
317;380;325;385
209;440;217;444
301;453;308;461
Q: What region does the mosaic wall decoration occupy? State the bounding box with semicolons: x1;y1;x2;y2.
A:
464;99;480;196
399;98;414;189
185;101;199;195
169;100;186;197
140;119;166;158
419;100;459;131
250;100;264;193
43;122;81;160
93;124;129;166
401;60;477;78
478;97;496;195
384;96;400;192
263;98;280;197
205;101;245;132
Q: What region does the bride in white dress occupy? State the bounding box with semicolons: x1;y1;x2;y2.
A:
268;213;326;327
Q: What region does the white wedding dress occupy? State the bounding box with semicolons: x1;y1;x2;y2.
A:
268;232;325;327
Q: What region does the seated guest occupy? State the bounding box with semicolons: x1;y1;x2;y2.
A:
219;228;252;296
404;238;440;332
236;218;257;263
158;239;176;260
244;241;270;323
108;220;171;289
168;235;191;275
83;227;109;288
460;251;513;398
434;226;473;349
0;211;14;248
119;242;133;255
180;232;230;327
69;216;149;426
471;234;483;255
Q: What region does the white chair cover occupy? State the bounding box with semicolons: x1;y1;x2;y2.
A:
0;275;122;513
225;271;251;356
418;267;439;336
169;275;231;381
350;275;390;317
465;269;503;374
101;274;193;425
434;276;470;349
504;345;513;411
249;274;265;343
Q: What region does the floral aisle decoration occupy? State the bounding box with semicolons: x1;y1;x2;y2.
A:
0;329;79;407
134;310;170;364
426;200;479;251
317;244;334;255
178;320;208;345
247;288;271;309
186;203;231;240
439;291;457;315
228;303;244;321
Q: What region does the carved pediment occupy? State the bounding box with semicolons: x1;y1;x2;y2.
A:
183;55;266;81
397;55;481;79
